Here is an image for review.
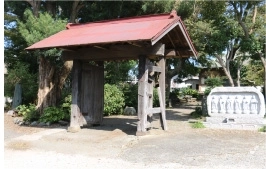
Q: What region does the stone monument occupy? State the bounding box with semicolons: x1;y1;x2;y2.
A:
205;87;265;130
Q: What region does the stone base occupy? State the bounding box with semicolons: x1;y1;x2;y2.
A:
206;116;266;124
67;126;81;133
203;122;265;130
204;117;266;130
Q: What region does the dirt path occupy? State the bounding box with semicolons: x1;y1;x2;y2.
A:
4;104;266;169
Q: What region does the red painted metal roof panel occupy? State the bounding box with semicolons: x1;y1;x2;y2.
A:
26;11;197;57
27;16;173;49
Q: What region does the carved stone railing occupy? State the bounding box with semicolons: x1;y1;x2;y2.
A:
205;87;265;128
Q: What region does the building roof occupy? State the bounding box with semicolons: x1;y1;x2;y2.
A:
26;10;197;58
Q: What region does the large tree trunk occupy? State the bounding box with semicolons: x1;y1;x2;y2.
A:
216;55;235;86
236;65;241;87
46;0;57;17
25;0;41;17
28;0;77;113
36;57;73;113
165;58;183;106
70;0;84;23
36;56;57;113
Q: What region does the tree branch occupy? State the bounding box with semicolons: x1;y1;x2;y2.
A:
259;53;266;66
249;5;257;34
231;1;249;39
25;0;33;6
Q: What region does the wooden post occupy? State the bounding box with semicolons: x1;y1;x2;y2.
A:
158;56;168;130
147;78;154;128
137;55;149;136
158;56;165;105
68;60;83;132
147;60;155;129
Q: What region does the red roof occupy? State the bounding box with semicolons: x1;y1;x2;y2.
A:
26;11;197;57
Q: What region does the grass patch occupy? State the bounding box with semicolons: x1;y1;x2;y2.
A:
191;121;205;129
258;126;266;132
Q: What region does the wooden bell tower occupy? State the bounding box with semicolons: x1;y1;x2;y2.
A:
137;55;167;136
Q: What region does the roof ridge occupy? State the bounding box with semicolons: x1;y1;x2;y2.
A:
66;12;177;29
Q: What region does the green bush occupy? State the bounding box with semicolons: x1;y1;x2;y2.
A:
204;87;212;96
180;87;199;98
204;77;223;96
4;62;38;104
121;83;138;108
153;88;160;107
104;84;125;116
16;104;39;122
190;106;203;119
171;88;180;96
121;83;161;109
258;126;266;132
205;77;223;88
61;94;71;121
39;107;66;123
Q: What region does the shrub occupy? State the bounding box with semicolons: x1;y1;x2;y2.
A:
180;87;199;98
61;94;71;121
104;84;125;116
39;107;65;123
204;77;223;96
153;88;160;107
205;77;223;88
258;126;266;132
121;83;138;108
204;87;212;96
171;88;180;96
120;83;163;110
4;62;38;104
16;104;39;122
190;107;203;119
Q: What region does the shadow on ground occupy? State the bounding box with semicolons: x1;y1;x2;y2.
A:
6;101;200;136
83;102;199;135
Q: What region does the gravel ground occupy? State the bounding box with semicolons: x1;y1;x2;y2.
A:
4;103;266;169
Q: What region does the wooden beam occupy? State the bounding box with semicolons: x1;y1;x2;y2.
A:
164;49;192;58
127;42;142;47
165;49;177;58
62;43;165;61
93;45;108;50
167;34;176;49
173;27;183;44
146;107;161;114
148;65;162;73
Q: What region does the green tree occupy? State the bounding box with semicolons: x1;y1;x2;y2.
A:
18;9;69;112
104;60;137;85
182;0;265;90
4;1;82;111
243;60;264;86
5;0;195;111
4;62;38;104
4;1;38;104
